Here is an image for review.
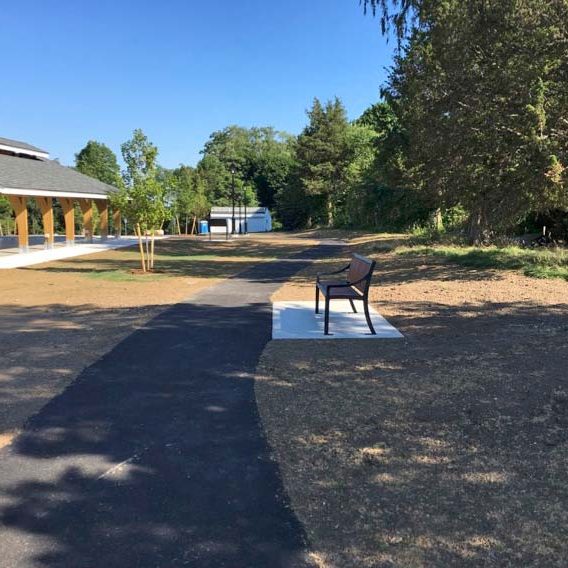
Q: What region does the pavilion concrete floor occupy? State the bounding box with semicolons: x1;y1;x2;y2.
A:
0;236;165;269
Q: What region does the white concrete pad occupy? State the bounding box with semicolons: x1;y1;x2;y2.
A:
272;300;403;339
0;237;153;269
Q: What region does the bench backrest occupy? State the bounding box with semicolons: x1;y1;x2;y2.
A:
348;253;375;295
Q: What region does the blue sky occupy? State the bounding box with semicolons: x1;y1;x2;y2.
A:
0;0;394;168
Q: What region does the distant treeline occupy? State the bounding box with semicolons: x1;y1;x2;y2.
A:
2;0;566;243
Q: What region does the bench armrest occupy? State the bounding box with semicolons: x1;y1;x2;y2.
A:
323;275;370;294
326;279;365;291
316;263;350;282
346;275;370;288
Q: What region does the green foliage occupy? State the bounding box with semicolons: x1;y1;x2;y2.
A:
119;177;169;233
275;170;313;230
0;195;13;233
373;0;568;243
197;126;294;209
69;0;568;242
75;141;122;188
115;130;168;234
360;0;418;38
168;165;210;230
196;154;230;205
355;102;399;136
273;96;429;231
333;98;431;231
253;145;294;209
121;128;158;188
242;184;258;207
295;98;352;226
335;124;377;227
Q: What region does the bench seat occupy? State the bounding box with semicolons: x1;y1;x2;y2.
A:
317;281;363;299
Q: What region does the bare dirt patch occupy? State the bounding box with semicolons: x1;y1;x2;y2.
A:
0;234;315;439
257;235;568;566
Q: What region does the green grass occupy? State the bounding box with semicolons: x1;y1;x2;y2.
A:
397;245;568;281
153;253;219;261
84;270;166;282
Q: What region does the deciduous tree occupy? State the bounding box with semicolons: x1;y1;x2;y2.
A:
118;129;167;270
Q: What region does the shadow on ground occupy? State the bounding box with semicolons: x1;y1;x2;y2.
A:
22;238;316;280
0;302;311;567
0;245;334;568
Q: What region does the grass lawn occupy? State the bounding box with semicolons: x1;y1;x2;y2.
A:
397;244;568;281
255;231;568;567
297;229;568;281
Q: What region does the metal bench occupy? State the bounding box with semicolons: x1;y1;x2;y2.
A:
315;253;376;335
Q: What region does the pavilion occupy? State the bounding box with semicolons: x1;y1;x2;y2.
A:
0;136;120;252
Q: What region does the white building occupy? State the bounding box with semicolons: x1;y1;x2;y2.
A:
209;207;272;233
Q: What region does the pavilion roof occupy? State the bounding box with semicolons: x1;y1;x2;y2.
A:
0;136;48;156
0;153;117;200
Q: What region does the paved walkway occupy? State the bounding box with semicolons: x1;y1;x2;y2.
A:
0;245;333;567
0;237;147;269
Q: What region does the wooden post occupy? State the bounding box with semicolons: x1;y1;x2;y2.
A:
59;198;76;246
78;199;94;242
112;209;121;238
7;196;29;252
95;200;109;240
35;197;55;249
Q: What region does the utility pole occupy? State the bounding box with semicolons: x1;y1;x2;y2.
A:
238;195;243;235
230;164;236;235
244;192;248;234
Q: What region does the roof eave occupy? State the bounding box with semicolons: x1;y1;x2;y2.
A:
0;143;49;160
0;187;109;200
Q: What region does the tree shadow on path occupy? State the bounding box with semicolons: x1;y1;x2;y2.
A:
0;249;333;568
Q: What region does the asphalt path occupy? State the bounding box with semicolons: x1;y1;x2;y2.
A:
0;244;335;568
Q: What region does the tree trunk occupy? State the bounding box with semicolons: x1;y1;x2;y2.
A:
135;224;146;272
150;229;155;269
467;207;488;245
185;215;189;235
326;195;334;227
433;208;444;232
145;231;150;268
191;216;197;235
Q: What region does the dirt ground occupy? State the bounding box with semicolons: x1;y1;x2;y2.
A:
3;230;567;566
0;234;319;445
256;233;568;567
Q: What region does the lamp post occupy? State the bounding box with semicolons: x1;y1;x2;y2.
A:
230;164;236;235
238;194;243;235
243;192;248;234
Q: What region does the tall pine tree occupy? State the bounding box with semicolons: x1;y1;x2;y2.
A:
295;98;351;226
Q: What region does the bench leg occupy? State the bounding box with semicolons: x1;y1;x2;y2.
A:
349;298;357;313
324;297;331;335
363;301;376;335
315;286;320;314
